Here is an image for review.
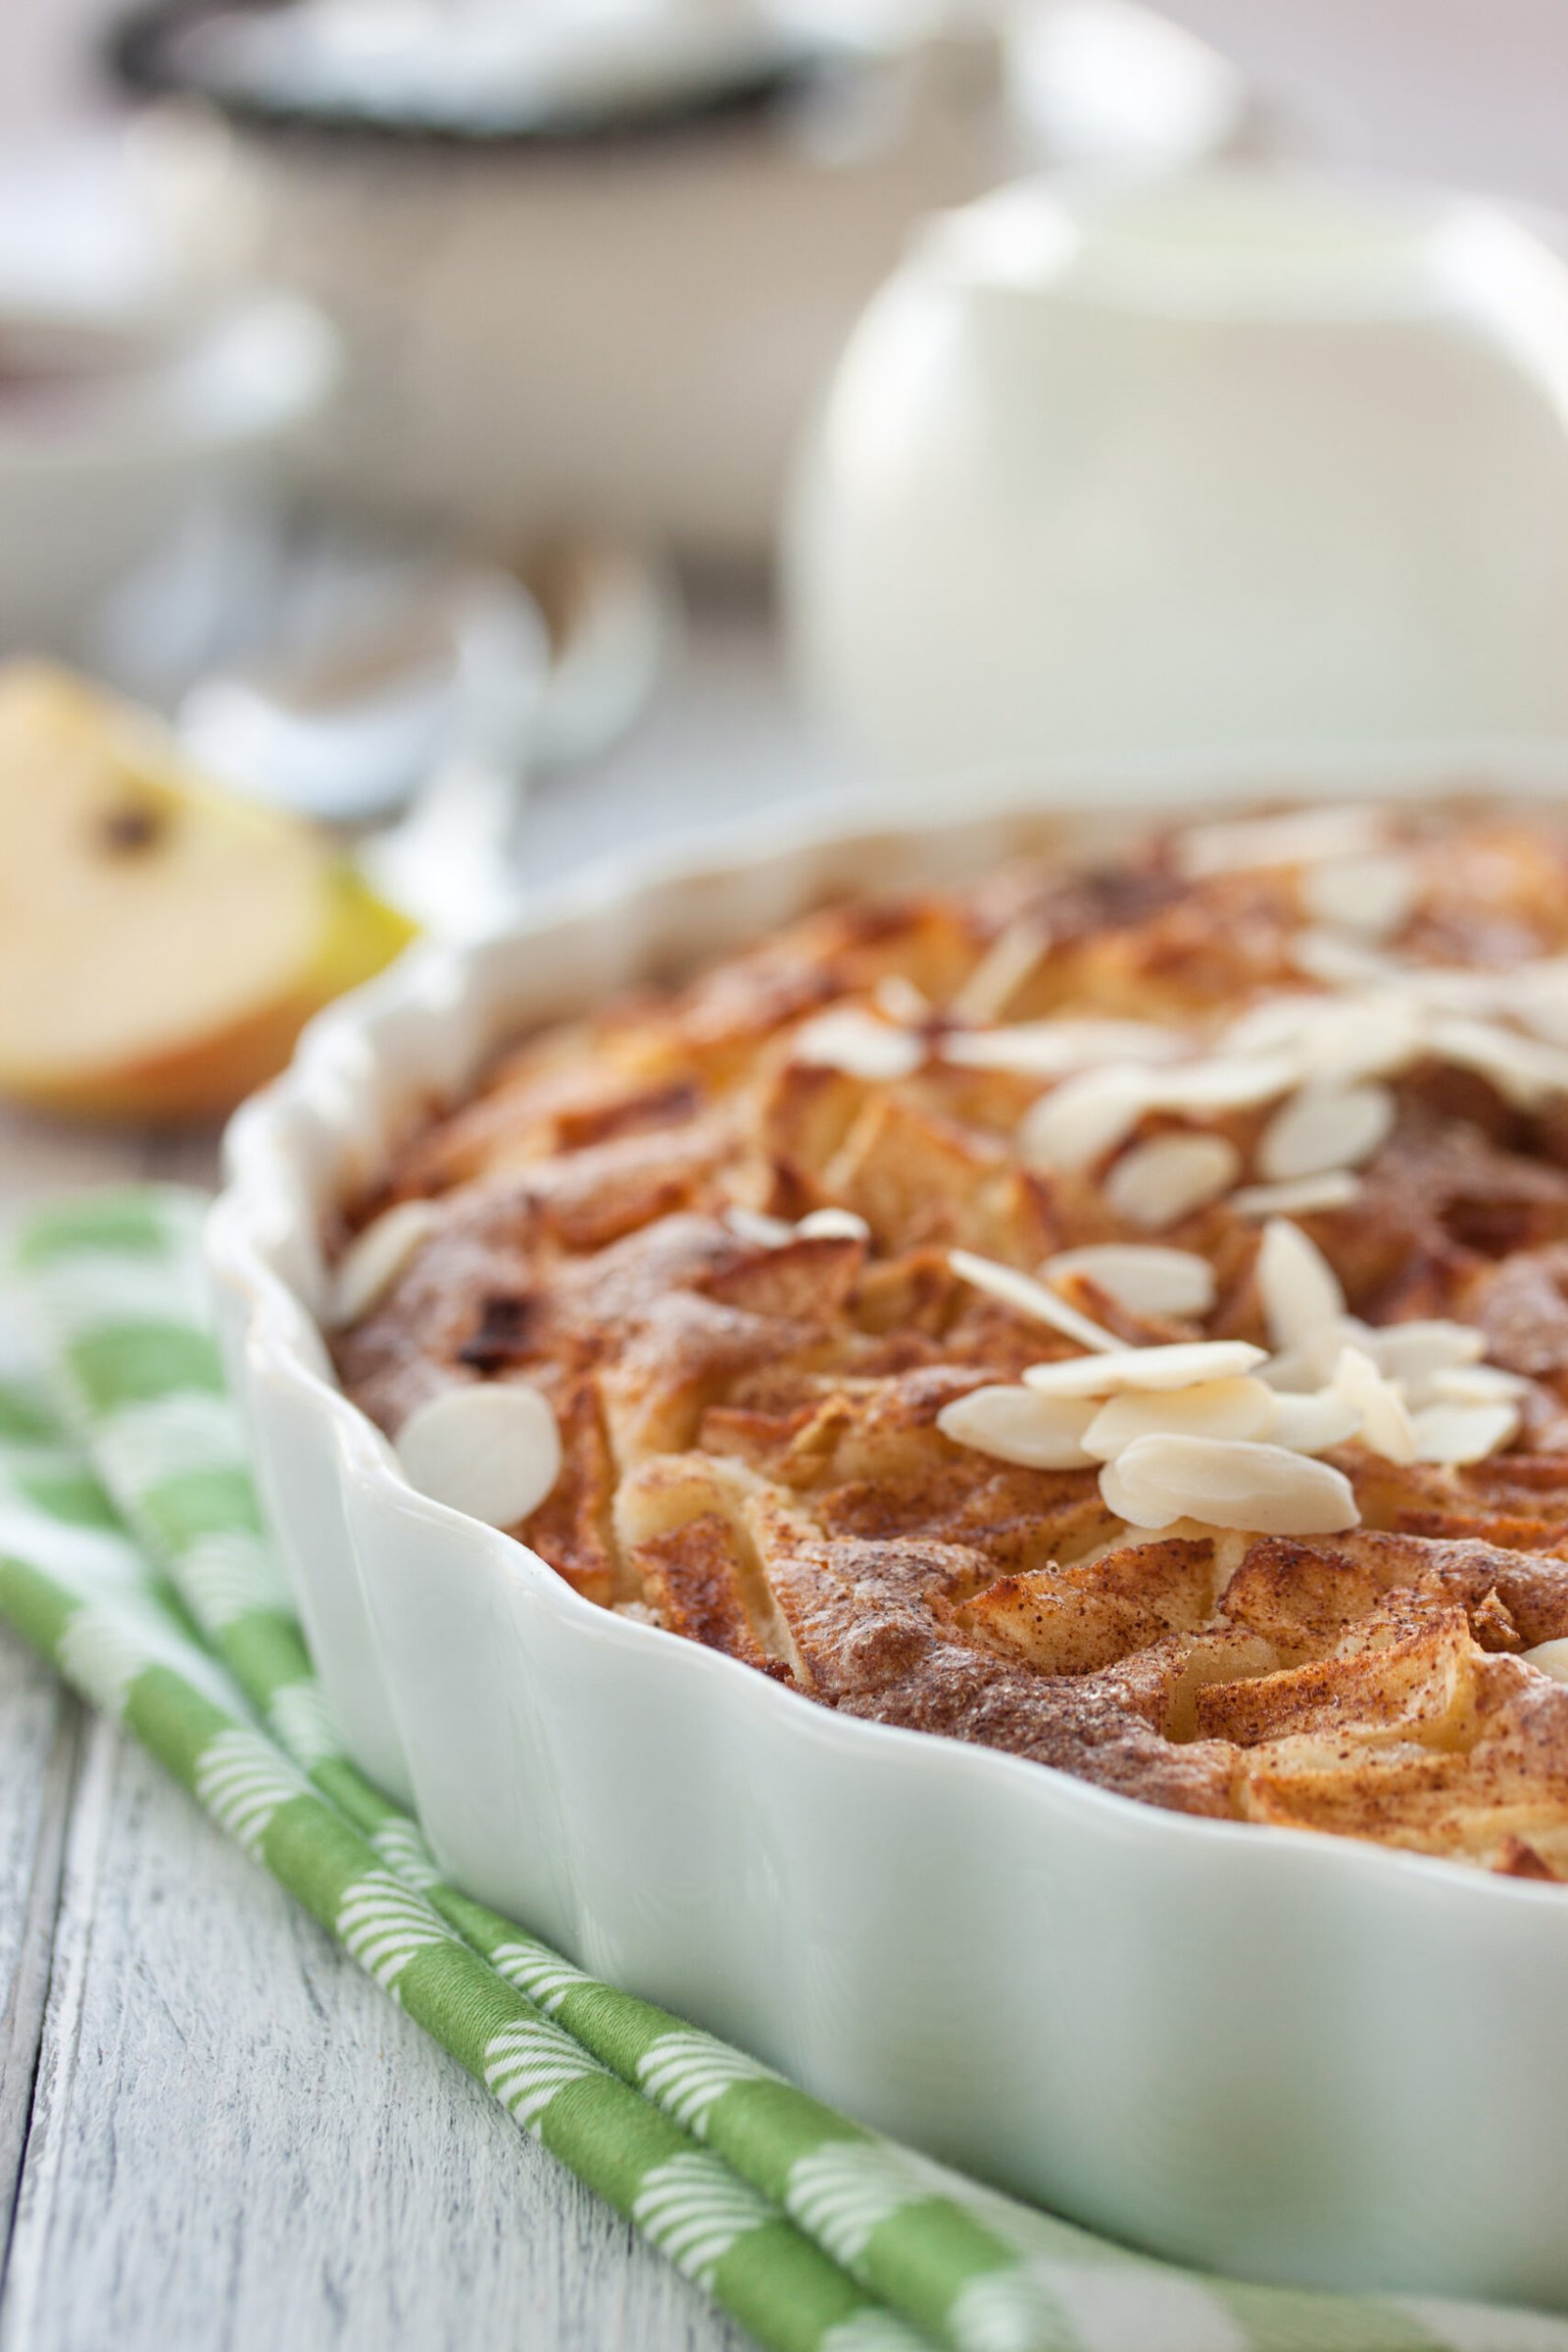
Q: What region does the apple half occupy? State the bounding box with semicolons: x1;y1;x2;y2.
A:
0;664;417;1120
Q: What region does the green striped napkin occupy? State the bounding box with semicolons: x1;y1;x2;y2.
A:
2;1188;1564;2352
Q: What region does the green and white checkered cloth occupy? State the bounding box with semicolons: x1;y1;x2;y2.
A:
2;1187;1565;2352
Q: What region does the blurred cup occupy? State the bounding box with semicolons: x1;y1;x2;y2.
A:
786;165;1568;774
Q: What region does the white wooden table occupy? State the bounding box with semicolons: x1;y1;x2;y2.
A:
0;595;849;2352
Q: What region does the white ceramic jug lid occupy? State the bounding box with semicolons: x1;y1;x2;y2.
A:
925;165;1541;321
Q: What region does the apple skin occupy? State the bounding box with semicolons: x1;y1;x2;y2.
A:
8;866;417;1124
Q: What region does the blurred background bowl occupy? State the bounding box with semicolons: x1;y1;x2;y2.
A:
113;0;1249;557
0;143;337;655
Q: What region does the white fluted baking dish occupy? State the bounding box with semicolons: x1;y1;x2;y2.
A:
209;758;1568;2311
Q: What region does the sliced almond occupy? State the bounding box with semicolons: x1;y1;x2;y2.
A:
1393;964;1507;1014
948;916;1054;1023
1518;999;1568;1049
1082;1376;1276;1461
726;1205;796;1249
395;1382;563;1528
792;1006;923;1082
1298;852;1419;941
1042;1244;1215;1321
1269;1387;1363;1454
1303;1003;1428;1088
1522;1009;1568;1053
1016;1064;1153;1169
873;974;930;1025
1024;1339;1265;1398
1222;997;1420;1087
1256;1082;1395;1182
1426;1016;1568;1110
1105;1132;1241;1229
1100;1434;1358;1535
1409;1398;1520;1465
1261;1314;1367;1393
1258;1346;1320;1395
948;1249;1123;1353
1521;1639;1568;1685
328;1199;441;1329
1523;997;1568;1044
1221;994;1347;1055
1231;1171;1361;1219
730;1203;872;1248
1360;1318;1484;1402
1145;1050;1302;1112
943;1017;1185;1078
1256;1216;1346;1350
1510;961;1568;1048
1175;805;1388;879
796;1206;872;1243
1289;929;1403;989
936;1384;1097;1470
1428;1363;1530;1403
1333;1345;1418;1464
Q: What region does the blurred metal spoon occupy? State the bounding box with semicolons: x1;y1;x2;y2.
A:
177;541;673;936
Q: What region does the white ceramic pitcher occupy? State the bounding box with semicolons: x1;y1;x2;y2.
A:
787;167;1568;774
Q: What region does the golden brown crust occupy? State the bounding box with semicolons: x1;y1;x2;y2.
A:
334;807;1568;1880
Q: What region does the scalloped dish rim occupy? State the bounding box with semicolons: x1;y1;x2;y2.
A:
209;752;1568;2312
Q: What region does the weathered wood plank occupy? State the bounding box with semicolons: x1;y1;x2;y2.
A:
1;1716;747;2352
0;1103;146;2298
0;1642;76;2299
